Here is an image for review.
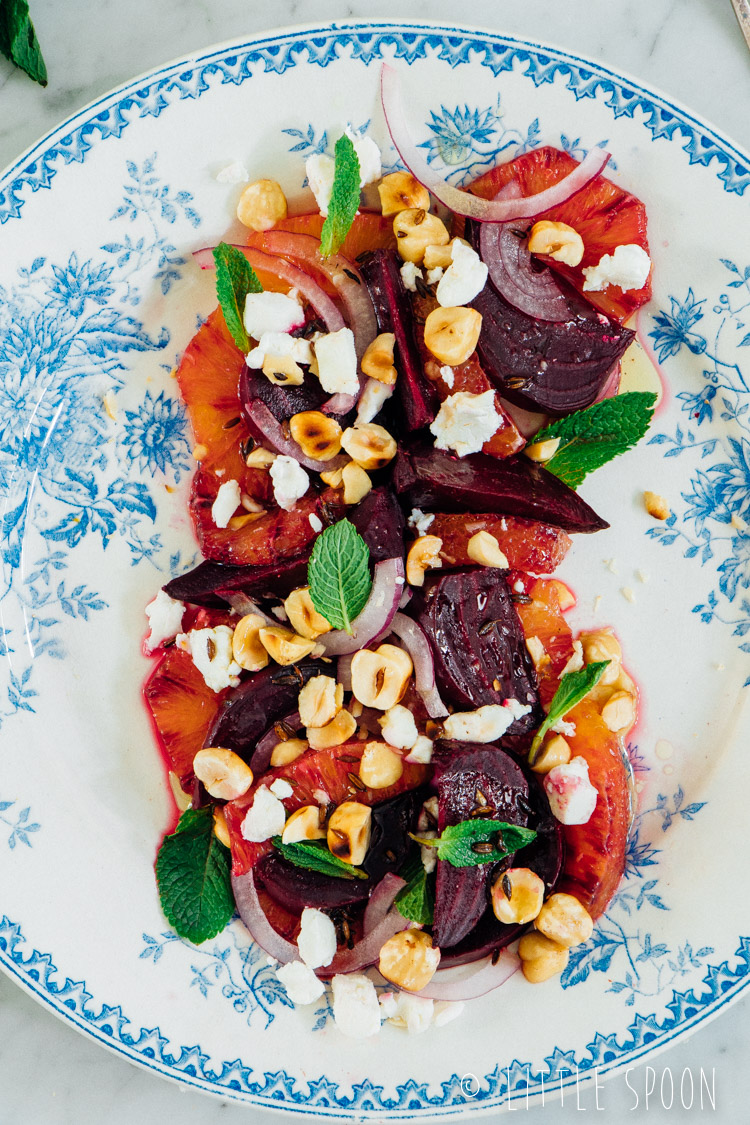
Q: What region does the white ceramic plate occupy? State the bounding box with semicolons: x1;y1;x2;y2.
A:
1;20;749;1119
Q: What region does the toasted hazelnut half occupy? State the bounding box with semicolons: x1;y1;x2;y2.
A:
378;930;440;991
491;867;545;925
524;437;561;463
327;801;372;865
644;490;670;520
232;613;270;672
518;932;569;983
423;241;457;270
350;643;413;710
298;675;342;729
282;804;326;844
531;733;571;774
423;306;482;366
580;628;622;685
528;220;584;267
193;747;254;801
361;333;397;385
262;353;304;386
306;708;357;750
213;806;232;848
535;893;593;948
359;741;404;789
259;626;317;665
467;530;509;569
393;208;450;264
320;465;346;488
406;535;443;586
378;172;431;216
236;178;288;231
600;689;637;733
270;737;308;767
340;423;397;471
289;411;342;461
284;587;332;640
245;446;277;468
342;461;372;505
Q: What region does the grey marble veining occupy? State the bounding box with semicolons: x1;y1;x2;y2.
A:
1;1;749;1121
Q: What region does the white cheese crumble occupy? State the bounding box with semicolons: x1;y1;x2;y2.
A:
314;327;359;397
550;717;576;737
305;129;382;216
408;508;435;536
246;331;313;369
378;704;419;750
582;243;651;293
309;513;323;533
270;455;310;511
312;788;330;806
297;908;337;969
275;961;325;1005
442;700;532;743
211;478;241;529
419;831;437;873
345;126;382;187
436;239;488;307
357;377;394;423
559;640;584;676
400;261;424;291
144;590;184;653
405;735;434;765
331;973;382;1039
430;390;501;457
433;1001;465;1027
269;778;294;800
240;785;287;842
176;626;241;693
543;756;598;825
243;289;304;339
426;267;444;285
387;992;435;1034
215;160;248;184
439;365;454;388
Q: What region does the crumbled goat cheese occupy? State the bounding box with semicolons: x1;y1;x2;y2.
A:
309;513;323;532
144;590;184;653
314;327;359;397
378;991;399;1019
331;973;382;1039
417;796;439;831
240;785;287;842
312;788;330;806
426;267;444;285
211;478;241;529
436;239;489;307
243;289;304;339
543;756;598;825
215;160;248;184
442;700;531;743
357;378;394;423
305;129;381;216
270;455;310;511
430;390;500;457
405;735;434;765
246;331;313;369
550;717;576;737
400;261;424;291
176;625;241;693
269;778;294;800
387;992;434;1034
513;579;525;593
271;605;288;622
408;508;435;536
276;961;325;1005
345;126;382;187
379;704;419;750
439;365;454;388
419;832;437;873
297;908;337;969
433;1001;465;1027
582;243;651;293
560;640;584;676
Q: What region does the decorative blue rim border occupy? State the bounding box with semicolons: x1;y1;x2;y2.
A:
1;20;749;1117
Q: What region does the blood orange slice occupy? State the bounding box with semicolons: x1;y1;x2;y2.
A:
426;514;571;574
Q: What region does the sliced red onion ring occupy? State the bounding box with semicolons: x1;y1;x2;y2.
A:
337;654;353;692
231;869;300;964
389;612;448;719
224;593;277;626
322;898;410;977
317;557;405;656
245;399;347;472
193;244;345;332
363;873;406;934
250;711;301;774
381;64;610;222
415;948;521;1000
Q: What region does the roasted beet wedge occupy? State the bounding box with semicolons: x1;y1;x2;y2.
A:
359;250;438;432
256;852;372;911
466;220;634;415
163;555;310;608
430;744;529;948
240;364;329;426
394;444;608;533
348;486;405;562
411;568;541;725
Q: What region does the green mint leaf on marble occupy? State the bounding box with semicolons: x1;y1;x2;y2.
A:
394;855;435;925
319;134;361;257
271;837;368;880
0;0;47;86
155;807;235;944
213;241;263;352
531;392;657;488
411;819;537;869
307;518;372;633
528;661;610;764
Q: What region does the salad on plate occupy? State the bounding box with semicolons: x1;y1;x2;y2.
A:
143;65;659;1039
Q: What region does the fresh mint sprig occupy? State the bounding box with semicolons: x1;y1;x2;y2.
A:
212;241;263;352
319;134;361;258
271;836;368;880
155;807;235;944
394;853;435;925
528;660;610;764
0;0;47;86
307;518;372;633
531;392;657;488
410;819;537;869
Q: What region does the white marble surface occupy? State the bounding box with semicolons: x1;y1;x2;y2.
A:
1;1;749;1122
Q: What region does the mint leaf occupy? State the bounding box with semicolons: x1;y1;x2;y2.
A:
531;392;657;488
320;134;361;257
394;855;434;924
411;819;537;868
307;518;372;633
155;807;235;944
271;836;368;880
529;661;610;763
213;241;263;352
0;0;47;86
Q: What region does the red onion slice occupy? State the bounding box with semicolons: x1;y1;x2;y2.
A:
245;399;347;472
337;654;353;692
322;898;410;978
231;869;300;964
415;948;520;1000
317;557;405;656
224;593;277;626
250;711;301;774
381;64;610;222
193;245;345;332
363;873;406;934
389;612;448;719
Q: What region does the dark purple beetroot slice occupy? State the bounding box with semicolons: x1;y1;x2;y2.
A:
393;444;608;533
411;568;541;727
362;791;422;883
239;363;328;425
256;852;372;912
348;486;405;562
431;745;529;949
359;250;438;432
206;660;326;759
163;555;310;608
465;220;634;415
